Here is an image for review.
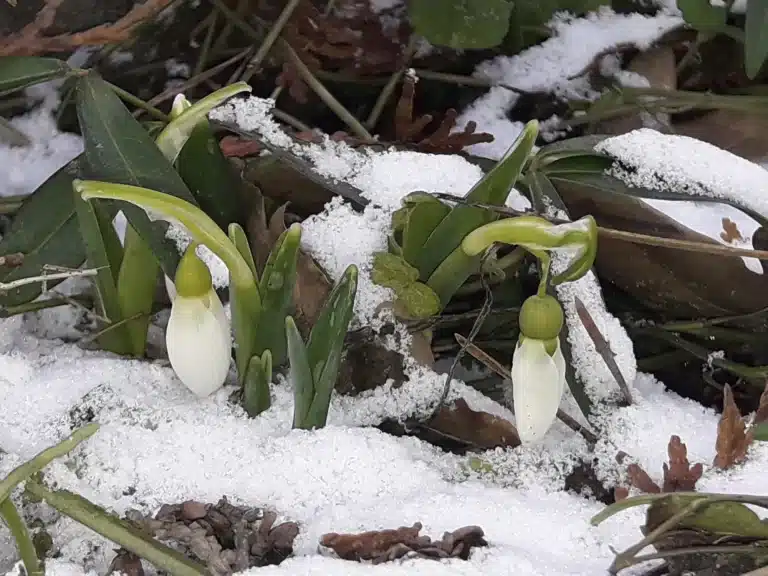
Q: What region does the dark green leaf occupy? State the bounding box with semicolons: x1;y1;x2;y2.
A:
408;0;512;49
678;0;727;30
74;193;132;355
176;122;244;230
75;73;196;277
0;56;71;97
745;0;768;78
0;159;84;307
243;350;272;417
371;252;419;291
402;197;450;266
24;482;207;576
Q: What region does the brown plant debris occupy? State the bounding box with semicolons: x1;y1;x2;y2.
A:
754;381;768;426
615;435;702;500
714;384;753;469
277;0;408;102
320;522;487;564
0;0;175;56
393;73;494;154
428;398;520;450
721;218;744;243
125;498;299;576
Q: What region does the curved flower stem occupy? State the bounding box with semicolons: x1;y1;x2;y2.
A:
537;252;550;297
0;499;42;576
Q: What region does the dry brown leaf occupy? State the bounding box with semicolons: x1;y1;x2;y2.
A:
428;398;520;450
720;218;744;243
713;384;753;469
627;463;661;494
613;486;630;501
220;136;263;158
320;522;487;563
662;435;703;491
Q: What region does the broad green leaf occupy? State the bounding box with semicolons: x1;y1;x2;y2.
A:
0;56;71;96
155;82;251;165
176;121;244;231
0;160;85;307
371;252;420;291
287;316;314;429
402;197;451;266
117;224;158;356
397;282;441;318
745;0;768;78
75;73;196;277
0;424;98;504
303;265;358;429
426;246;479;308
408;0;512;49
24;482;207;576
417;120;538;280
677;0;726;30
243;350;272;417
74;192;132;355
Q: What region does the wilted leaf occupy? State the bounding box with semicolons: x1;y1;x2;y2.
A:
429;398;520;449
714;384;752;469
395;282;441;319
408;0;512;50
663;435;703;492
371;252;419;291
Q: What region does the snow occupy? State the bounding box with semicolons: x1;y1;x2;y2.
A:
456;7;683;160
595;128;768;274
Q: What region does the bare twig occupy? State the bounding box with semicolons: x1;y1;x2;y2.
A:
0;268;101;292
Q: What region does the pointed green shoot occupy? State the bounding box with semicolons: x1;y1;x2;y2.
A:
227;223;261;381
303;265;358;429
243;350;272;417
287;315;314;429
155;82;251;165
255;224;301;365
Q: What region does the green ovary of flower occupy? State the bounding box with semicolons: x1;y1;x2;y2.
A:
518;294;563;344
174;244;212;298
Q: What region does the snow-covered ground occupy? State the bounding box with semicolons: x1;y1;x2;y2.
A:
3;3;768;576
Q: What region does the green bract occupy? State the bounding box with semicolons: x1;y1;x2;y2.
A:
174;245;213;298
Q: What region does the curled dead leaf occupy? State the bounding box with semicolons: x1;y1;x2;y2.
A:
428;398;520;450
714;384;753;469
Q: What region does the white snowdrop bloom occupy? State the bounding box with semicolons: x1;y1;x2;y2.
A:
166;245;231;397
510;294;566;443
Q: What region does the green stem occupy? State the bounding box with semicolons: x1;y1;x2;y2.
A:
102;81;169;122
0;499;42;576
537;253;550;297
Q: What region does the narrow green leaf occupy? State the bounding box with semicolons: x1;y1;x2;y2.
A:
408;0;512;49
0;498;41;576
176;121;244;230
74;193;132;355
75;73;196;277
287;316;314;429
228;223;260;381
254;224;301;366
0;159;85;307
0;56;72;96
745;0;768;78
402;197;450;266
24;482;207;576
417;120;538;280
155;82;251;165
243;350;272;417
537;153;614;175
304;265;358;429
0;424;98;504
117;224;158;356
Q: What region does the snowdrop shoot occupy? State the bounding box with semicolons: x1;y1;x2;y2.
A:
512;294;566;443
166;244;232;397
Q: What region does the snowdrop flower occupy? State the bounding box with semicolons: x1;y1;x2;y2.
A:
166;244;231;397
511;294;566;444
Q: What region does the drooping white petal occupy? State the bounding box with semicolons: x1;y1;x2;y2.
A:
166;289;231;397
511;337;566;443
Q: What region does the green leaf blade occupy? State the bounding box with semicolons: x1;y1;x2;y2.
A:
409;0;512;49
243;350;272;417
0;56;71;96
117;224;158;356
745;0;768;78
287;316;314;429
